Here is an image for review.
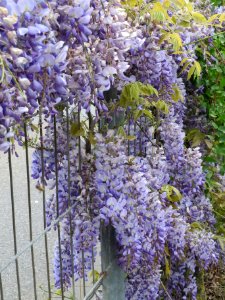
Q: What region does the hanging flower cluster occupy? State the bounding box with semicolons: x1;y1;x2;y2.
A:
0;0;70;151
1;0;225;299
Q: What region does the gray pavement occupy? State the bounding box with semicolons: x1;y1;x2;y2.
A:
0;145;57;300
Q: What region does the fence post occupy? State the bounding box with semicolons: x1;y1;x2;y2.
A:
99;88;126;300
101;224;126;300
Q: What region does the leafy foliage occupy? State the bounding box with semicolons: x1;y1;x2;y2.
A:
196;32;225;236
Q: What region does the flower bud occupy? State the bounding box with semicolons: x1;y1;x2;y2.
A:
3;15;18;26
10;47;23;56
0;6;8;16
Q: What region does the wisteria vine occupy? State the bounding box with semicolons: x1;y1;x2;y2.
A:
1;0;225;299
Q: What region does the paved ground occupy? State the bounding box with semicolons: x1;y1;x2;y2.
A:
0;146;100;300
0;145;57;300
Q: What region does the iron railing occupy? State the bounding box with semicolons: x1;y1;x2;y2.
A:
0;109;127;300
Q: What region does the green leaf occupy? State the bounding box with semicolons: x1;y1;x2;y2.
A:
71;123;85;137
187;64;196;80
118;126;126;137
88;132;96;145
208;13;220;23
162;32;183;52
218;126;225;134
172;84;184;102
150;3;169;23
187;61;202;80
159;33;169;45
219;13;225;24
186;129;205;147
161;185;183;202
142;109;153;120
179;20;190;27
0;57;5;83
180;60;191;75
180;57;189;66
126;135;136;141
165;256;171;279
152;100;169;114
118;126;136;141
137;82;159;97
190;222;203;231
55;289;62;296
119;82;158;109
213;235;225;251
164;244;170;256
134;110;143;121
119;83;140;108
204;139;213;149
168;33;183;52
30;124;39;132
194;61;202;77
215;143;225;156
120;83;139;108
204;156;217;163
89;270;100;283
191;11;207;23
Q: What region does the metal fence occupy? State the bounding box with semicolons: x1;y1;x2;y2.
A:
0;109;126;300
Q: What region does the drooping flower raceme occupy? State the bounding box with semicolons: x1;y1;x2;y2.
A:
0;0;224;299
0;1;69;152
92;131;219;300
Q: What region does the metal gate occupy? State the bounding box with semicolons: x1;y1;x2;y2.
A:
0;110;126;300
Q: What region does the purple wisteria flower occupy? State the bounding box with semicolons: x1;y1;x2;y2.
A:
0;0;222;298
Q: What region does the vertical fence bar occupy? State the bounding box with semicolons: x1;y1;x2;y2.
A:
53;116;65;300
134;122;137;156
0;273;4;300
88;110;97;287
144;117;147;156
91;248;95;285
78;109;82;174
128;119;130;156
101;225;125;300
78;109;86;297
8;149;21;300
24;123;37;300
81;251;86;297
139;117;143;156
66;107;76;299
39;111;51;300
